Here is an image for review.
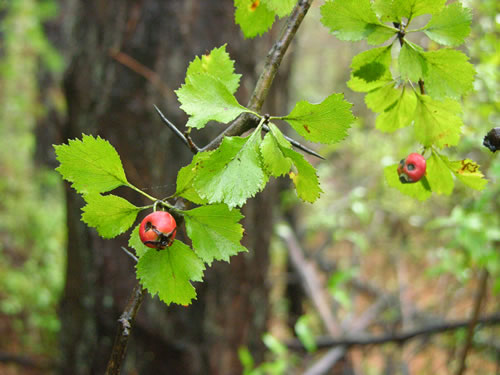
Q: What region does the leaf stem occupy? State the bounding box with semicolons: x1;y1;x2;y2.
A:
126;183;158;202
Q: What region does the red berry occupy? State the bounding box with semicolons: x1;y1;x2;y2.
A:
397;153;426;183
139;211;177;249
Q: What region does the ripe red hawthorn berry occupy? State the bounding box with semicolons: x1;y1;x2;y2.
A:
397;153;426;184
139;211;177;249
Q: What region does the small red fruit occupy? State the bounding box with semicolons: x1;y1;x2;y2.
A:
397;153;426;183
139;211;177;249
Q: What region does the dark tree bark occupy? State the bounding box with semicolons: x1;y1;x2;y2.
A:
58;1;289;374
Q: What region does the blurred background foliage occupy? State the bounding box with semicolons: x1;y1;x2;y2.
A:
0;0;498;373
0;0;65;363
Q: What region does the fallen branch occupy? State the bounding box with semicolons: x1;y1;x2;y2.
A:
287;312;500;351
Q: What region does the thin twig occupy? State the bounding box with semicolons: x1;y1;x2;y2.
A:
202;0;315;151
121;246;138;263
288;311;500;351
456;269;490;375
105;282;146;375
109;48;174;99
263;124;325;160
153;105;199;153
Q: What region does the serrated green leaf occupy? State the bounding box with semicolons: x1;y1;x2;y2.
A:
183;204;247;265
414;95;462;148
193;130;267;208
176;72;248;130
175;151;213;204
81;194;140;239
422;49;475;100
423;3;471;46
260;125;293;177
136;241;205;306
385;164;432;201
283;93;354;144
186;45;241;94
235;0;275;38
320;0;394;45
264;0;296;18
444;158;488;191
426;152;454;195
365;82;400;112
128;224;150;258
399;42;426;82
54;134;128;195
348;46;393;92
368;85;417;132
282;148;322;203
395;0;446;20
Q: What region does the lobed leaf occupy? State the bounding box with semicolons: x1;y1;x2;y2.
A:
186;45;241;94
193;131;267;209
176;72;248;130
413;95;462;149
81;194;140;239
423;3;472;47
136;241;205;306
54;134;128;195
128;224;150;258
260;124;293;177
235;0;276;38
366;85;417;132
264;0;296;18
282;148;322;203
399;42;425;82
384;164;432;201
425;152;454;195
283;93;355;144
377;0;446;22
444;158;488;191
183;204;247;265
175;151;213;205
348;46;393;92
320;0;394;45
422;49;475;100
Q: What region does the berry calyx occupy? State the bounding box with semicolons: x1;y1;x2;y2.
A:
397;153;426;184
139;211;177;249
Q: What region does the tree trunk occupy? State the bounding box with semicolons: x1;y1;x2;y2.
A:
58;1;288;374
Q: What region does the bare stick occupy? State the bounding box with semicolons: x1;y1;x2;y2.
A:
202;0;315;151
109;49;174;100
288;311;500;351
153;105;200;153
121;246;138;263
456;269;490;375
105;282;146;375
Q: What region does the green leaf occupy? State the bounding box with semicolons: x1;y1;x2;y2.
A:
136;241;205;306
283;93;355;144
186;45;241;94
128;224;150;258
175;151;213;205
282;148;322;203
264;0;296;18
347;46;393;92
364;82;400;112
414;95;462;148
385;164;432;201
260;124;293;177
295;315;317;353
235;0;276;38
367;85;417;132
176;72;248;129
320;0;394;44
81;194;140;239
193;130;267;208
54;134;129;195
426;152;454;195
422;49;475;100
444;158;488;191
399;42;426;82
394;0;446;21
183;204;247;265
423;3;472;46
